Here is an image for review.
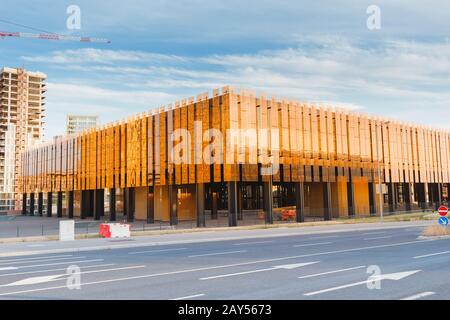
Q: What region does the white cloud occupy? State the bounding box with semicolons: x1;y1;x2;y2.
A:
21;48;187;65
43;83;177;140
24;36;450;140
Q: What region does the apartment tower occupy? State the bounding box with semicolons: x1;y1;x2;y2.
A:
0;67;46;214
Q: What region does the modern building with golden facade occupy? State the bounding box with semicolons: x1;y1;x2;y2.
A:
19;86;450;227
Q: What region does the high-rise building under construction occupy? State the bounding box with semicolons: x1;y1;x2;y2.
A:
0;67;46;214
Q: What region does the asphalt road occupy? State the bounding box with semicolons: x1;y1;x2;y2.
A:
0;220;448;300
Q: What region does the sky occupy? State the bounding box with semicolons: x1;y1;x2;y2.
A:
1;0;450;141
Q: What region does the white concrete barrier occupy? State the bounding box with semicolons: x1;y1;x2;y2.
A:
59;220;75;241
99;223;131;238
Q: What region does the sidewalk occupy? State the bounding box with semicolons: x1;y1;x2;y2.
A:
0;220;434;258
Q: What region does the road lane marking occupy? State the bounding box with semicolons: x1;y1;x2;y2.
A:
0;267;18;271
0;255;73;264
413;250;450;259
0;264;115;277
233;240;275;246
0;239;433;296
2;274;66;286
189;250;247;258
401;291;435;300
309;236;339;240
170;293;205;300
14;259;104;269
0;265;146;287
292;242;332;248
0;256;84;266
361;231;386;236
363;236;393;241
26;245;46;248
128;248;187;255
304;270;421;296
200;262;319;280
298;266;366;279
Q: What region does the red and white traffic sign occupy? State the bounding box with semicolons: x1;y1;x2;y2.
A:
438;206;448;217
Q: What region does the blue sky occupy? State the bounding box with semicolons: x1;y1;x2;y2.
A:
1;0;450;140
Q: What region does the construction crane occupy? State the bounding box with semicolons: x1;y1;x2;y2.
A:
0;31;110;43
0;18;111;44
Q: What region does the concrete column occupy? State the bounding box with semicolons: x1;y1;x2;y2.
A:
403;183;412;211
109;188;116;221
94;189;104;221
22;193;27;215
57;192;63;218
387;183;395;213
228;182;238;227
126;187;135;222
168;185;177;226
89;190;95;217
347;175;355;217
68;191;74;219
438;183;443;206
196;183;205;227
38;192;43;216
80;190;87;219
147;187;154;224
29;193;35;216
416;183;426;210
295;182;305;223
368;183;377;215
47;192;53;217
427;183;439;209
237;183;243;221
123;188;128;217
323;182;332;221
263;181;273;224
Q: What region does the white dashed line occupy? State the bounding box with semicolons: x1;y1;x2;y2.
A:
189;250;247;258
170;293;205;300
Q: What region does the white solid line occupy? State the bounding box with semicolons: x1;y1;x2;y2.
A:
0;239;432;297
401;292;435;300
0;255;73;264
233;240;274;246
189;250;247;258
0;256;84;266
128;248;187;255
170;293;205;300
0;264;115;277
16;259;104;269
413;250;450;259
200;267;277;280
293;242;333;248
363;236;393;241
361;231;386;236
0;267;18;271
0;265;146;287
298;266;366;279
310;235;339;240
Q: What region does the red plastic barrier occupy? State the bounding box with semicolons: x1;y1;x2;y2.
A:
99;223;111;238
